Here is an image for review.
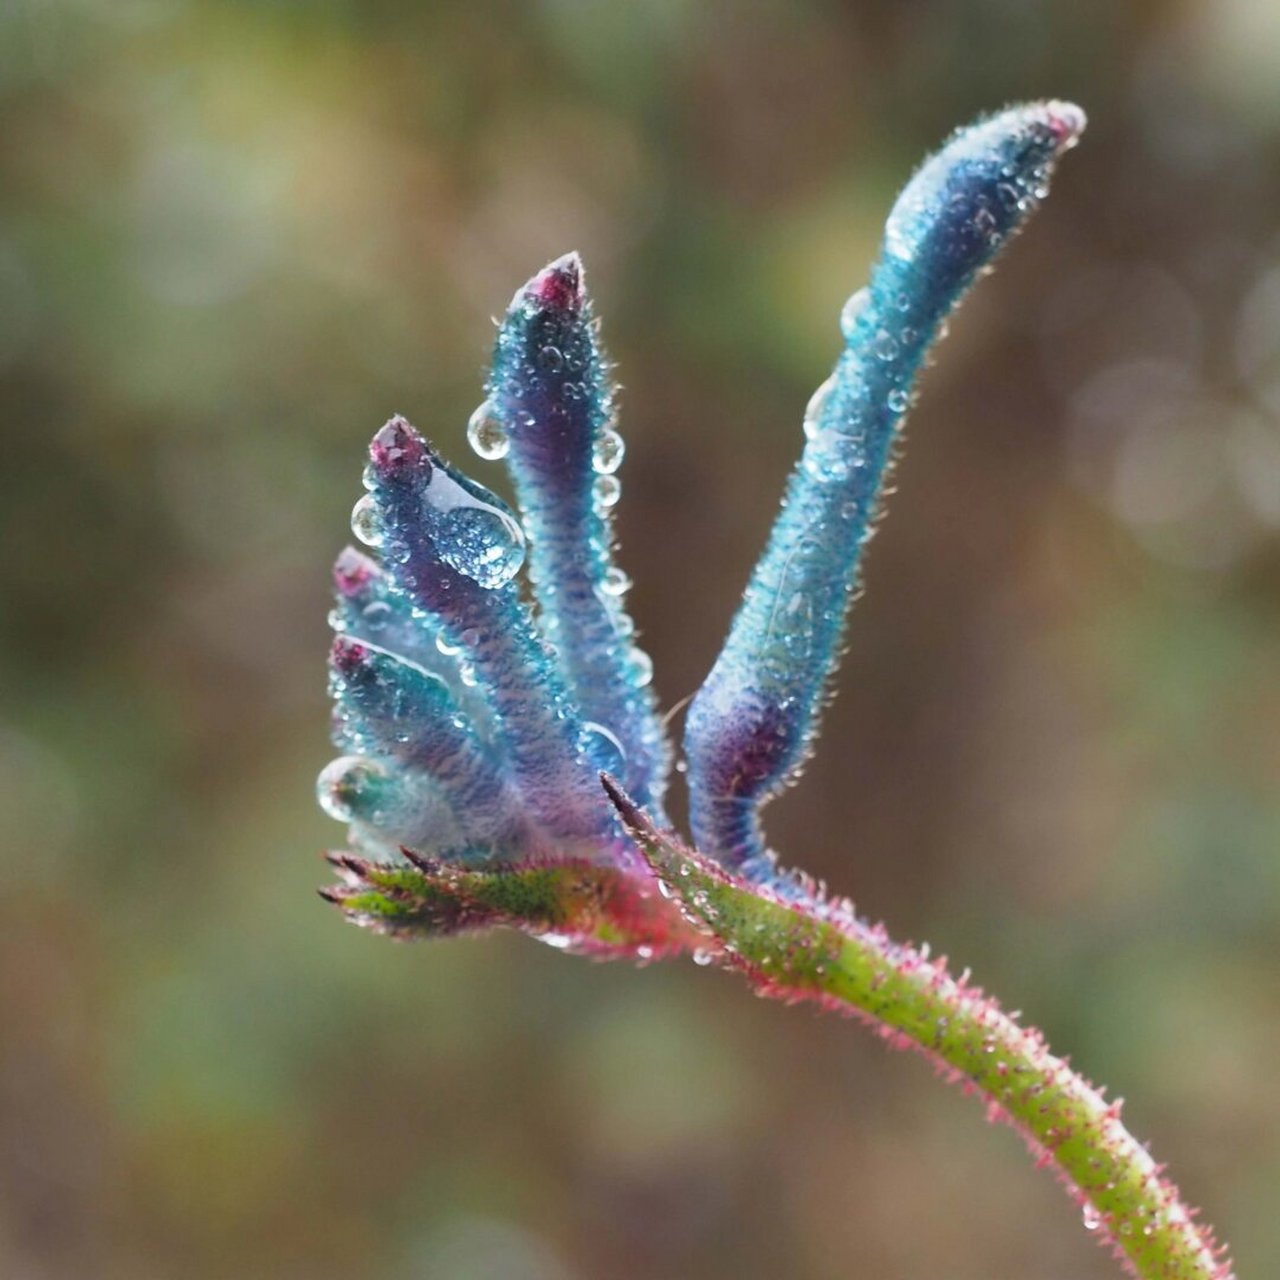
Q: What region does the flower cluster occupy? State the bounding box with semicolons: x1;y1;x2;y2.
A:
317;101;1086;953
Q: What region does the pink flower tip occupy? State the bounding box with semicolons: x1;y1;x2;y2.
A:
369;414;428;472
1041;99;1087;148
526;251;584;312
333;546;377;597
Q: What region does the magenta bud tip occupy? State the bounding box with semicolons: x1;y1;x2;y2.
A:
1041;99;1087;148
526;251;584;311
369;414;428;471
333;546;377;597
330;634;371;674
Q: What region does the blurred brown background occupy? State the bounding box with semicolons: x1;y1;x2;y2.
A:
2;2;1279;1277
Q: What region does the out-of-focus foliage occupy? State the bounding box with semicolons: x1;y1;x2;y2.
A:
1;3;1278;1278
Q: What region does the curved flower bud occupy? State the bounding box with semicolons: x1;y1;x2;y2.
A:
361;415;608;842
683;101;1086;881
328;635;524;850
484;254;670;818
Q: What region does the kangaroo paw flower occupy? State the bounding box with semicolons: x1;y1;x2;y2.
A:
315;103;1239;1280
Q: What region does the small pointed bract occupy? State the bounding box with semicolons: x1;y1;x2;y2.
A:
486;254;671;820
682;101;1086;882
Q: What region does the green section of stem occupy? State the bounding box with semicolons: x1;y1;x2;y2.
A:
608;786;1231;1280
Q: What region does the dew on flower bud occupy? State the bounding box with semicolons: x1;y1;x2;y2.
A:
466;399;510;460
316;755;389;824
601;565;631;596
839;287;870;342
350;494;384;547
592;427;625;474
538;345;564;372
361;601;392;632
802;374;836;442
421;460;526;588
887;388;910;413
592;473;621;512
436;634;462;657
873;329;899;361
580;720;627;775
628;648;654;688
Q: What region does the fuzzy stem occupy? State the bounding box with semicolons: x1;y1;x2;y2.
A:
603;778;1233;1280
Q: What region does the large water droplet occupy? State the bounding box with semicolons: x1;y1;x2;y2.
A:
466;399;509;461
592;473;621;512
538;345;564;372
1082;1204;1102;1232
351;494;384;547
592;428;625;474
839;287;870;342
421;460;526;589
316;755;389;823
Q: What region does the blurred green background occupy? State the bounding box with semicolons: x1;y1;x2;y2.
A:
3;1;1279;1277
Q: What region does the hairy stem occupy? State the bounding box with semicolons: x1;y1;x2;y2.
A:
604;778;1233;1280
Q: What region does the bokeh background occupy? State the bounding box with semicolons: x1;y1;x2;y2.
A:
3;2;1280;1277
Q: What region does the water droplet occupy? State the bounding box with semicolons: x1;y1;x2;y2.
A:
601;565;631;596
996;181;1023;211
873;329;899;361
421;459;526;589
361;462;377;491
692;948;714;966
361;601;392;632
803;375;836;441
839;287;870;342
436;634;461;657
887;388;909;413
351;494;384;547
580;720;626;775
592;428;625;474
592;473;621;512
316;755;388;823
538;345;564;372
802;449;852;483
466;400;509;461
628;648;654;688
458;661;478;688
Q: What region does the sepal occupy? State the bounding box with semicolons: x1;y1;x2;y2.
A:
320;841;703;960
